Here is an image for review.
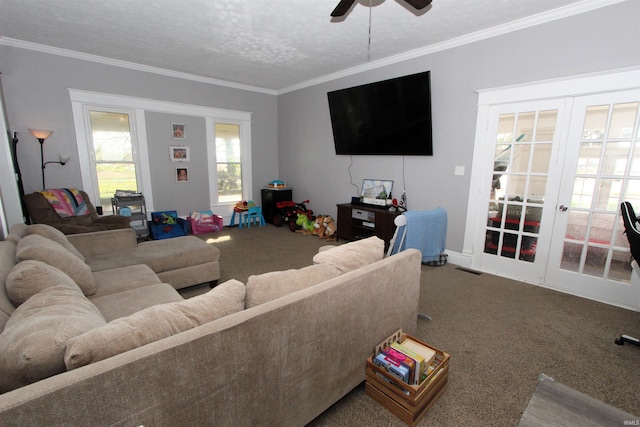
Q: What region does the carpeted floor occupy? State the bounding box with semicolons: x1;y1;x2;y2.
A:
182;225;640;426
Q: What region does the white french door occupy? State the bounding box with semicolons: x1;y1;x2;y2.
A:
475;99;568;284
545;90;640;310
468;77;640;311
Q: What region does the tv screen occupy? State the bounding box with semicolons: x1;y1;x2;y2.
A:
327;71;432;156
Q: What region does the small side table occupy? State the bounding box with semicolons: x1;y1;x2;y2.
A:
229;207;248;229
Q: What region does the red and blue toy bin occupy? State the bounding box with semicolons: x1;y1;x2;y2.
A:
149;211;188;240
188;210;223;235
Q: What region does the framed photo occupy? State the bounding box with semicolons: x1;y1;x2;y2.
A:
169;145;189;162
176;167;189;182
172;123;185;139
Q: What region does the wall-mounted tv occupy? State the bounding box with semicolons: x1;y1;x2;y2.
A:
327;71;432;156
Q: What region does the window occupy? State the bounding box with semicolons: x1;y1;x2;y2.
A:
88;110;139;212
215;123;242;203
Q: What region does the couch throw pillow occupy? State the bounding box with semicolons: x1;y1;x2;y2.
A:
312;236;385;274
26;224;85;261
65;279;246;370
245;264;341;309
6;260;83;306
0;285;106;393
16;234;96;296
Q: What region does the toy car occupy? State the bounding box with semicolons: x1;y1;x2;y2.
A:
272;199;314;232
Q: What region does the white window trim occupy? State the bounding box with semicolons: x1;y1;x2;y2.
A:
69;89;252;213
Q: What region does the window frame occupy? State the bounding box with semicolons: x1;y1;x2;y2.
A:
69;89;252;215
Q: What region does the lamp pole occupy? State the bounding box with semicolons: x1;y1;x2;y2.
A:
38;138;45;189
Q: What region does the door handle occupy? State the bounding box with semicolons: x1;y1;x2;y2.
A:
559;204;568;212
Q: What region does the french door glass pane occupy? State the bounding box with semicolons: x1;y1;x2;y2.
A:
485;110;556;263
560;100;640;282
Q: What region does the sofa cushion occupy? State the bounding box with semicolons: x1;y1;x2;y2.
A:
86;236;220;274
6;260;83;306
26;224;85;261
312;236;385;274
90;283;184;322
0;285;106;393
91;264;162;299
0;241;18;332
245;264;341;309
16;234;96;296
65;279;246;370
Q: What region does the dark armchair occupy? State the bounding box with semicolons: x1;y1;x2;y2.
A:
23;190;130;235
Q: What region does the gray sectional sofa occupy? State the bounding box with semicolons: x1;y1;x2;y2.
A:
0;226;422;426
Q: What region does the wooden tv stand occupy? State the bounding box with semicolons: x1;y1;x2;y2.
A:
336;203;402;251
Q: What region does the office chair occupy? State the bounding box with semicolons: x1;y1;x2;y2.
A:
616;201;640;348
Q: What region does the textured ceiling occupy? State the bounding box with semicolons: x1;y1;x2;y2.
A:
0;0;617;91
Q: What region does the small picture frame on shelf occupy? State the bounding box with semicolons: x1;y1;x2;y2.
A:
169;145;189;162
172;123;185;139
176;167;189;182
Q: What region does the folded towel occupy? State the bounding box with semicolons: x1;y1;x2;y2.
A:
40;188;90;218
401;208;447;263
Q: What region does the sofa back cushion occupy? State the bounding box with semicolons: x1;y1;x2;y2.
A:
16;234;96;296
0;241;18;332
26;224;85;261
312;236;385;274
0;285;106;393
65;279;246;369
245;264;341;309
6;260;83;306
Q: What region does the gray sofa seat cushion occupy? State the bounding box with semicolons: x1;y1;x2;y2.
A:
6;260;83;306
86;236;220;274
90;264;162;299
65;279;246;370
0;285;106;393
90;283;184;322
16;234;97;296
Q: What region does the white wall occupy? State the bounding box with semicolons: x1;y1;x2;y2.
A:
277;1;640;253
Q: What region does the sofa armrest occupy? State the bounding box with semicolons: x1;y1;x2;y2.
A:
67;229;138;258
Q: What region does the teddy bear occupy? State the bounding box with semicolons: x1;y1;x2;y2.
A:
322;215;337;240
312;215;326;237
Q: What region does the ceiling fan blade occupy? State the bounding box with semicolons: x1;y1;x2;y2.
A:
331;0;356;17
404;0;433;10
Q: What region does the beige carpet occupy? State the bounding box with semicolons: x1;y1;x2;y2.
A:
182;225;640;426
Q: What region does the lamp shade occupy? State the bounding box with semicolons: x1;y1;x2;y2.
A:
28;129;53;140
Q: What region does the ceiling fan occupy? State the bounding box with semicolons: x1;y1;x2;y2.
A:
331;0;432;17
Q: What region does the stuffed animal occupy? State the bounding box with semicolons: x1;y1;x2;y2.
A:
322;215;337;240
295;213;315;234
312;215;326;237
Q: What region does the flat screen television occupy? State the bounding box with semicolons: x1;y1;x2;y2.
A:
327;71;432;156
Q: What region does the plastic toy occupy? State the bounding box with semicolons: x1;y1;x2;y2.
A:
273;199;314;232
295;213;315;234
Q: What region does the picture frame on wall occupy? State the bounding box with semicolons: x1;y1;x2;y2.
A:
172;123;185;139
169;145;189;162
176;167;189;182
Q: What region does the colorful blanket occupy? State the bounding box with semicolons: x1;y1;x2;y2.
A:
40;188;91;218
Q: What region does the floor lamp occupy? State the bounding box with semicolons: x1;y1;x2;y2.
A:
29;128;67;190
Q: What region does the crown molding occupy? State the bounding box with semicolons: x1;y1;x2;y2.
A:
278;0;628;94
0;37;278;96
